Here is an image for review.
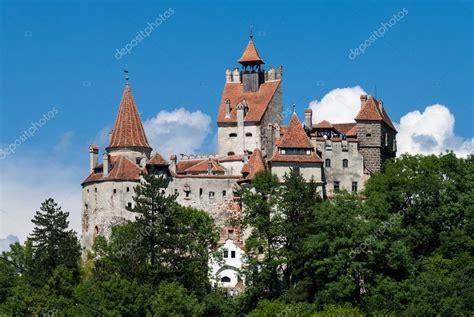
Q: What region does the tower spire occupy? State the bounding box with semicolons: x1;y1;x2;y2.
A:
124;65;129;86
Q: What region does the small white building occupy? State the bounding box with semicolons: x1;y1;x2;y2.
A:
210;239;245;292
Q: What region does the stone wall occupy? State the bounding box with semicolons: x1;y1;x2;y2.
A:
260;83;283;159
315;139;365;195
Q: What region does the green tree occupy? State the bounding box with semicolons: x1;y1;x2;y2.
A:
240;170;283;302
92;169;219;295
29;198;80;278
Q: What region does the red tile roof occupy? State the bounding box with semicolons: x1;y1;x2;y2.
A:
355;96;397;131
278;113;314;149
346;125;357;137
333;123;356;135
314;120;333;129
238;38;264;64
270;152;323;163
176;159;205;174
183;159;225;174
241;149;266;180
217;80;281;124
219;155;243;162
108;85;151;150
148;153;169;166
82;155;142;185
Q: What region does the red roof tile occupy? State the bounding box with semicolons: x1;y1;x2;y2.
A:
346;125;357;137
219;155;243;162
278;114;314;149
238;38;264;64
82;155;142;185
217;80;281;124
270;152;323;163
108;85;151;150
355;96;396;131
314;120;333;129
176;159;205;174
333;123;356;135
148;153;169;166
183;159;225;174
241;149;266;180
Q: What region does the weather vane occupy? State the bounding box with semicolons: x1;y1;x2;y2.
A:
124;65;129;85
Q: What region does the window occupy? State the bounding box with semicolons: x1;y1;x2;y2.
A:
231;251;236;258
126;187;130;192
94;187;97;193
343;159;348;168
175;189;179;195
334;181;340;192
185;191;190;198
227;151;235;156
127;202;132;208
228;229;234;239
385;132;389;147
366;133;372;137
221;276;231;283
229;133;237;138
199;188;203;197
222;190;227;197
245;132;252;137
84;203;88;209
87;189;89;193
325;159;331;168
291;167;300;175
161;190;165;194
209;191;215;198
113;189;117;194
352;181;358;192
258;246;264;254
223;249;228;258
136;158;141;165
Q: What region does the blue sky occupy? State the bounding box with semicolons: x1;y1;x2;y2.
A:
0;0;472;241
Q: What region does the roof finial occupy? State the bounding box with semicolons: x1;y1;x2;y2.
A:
292;102;296;113
250;25;253;40
124;65;129;86
374;84;377;98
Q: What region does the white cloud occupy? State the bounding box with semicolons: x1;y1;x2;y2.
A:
0;156;82;242
308;87;473;157
143;108;212;158
396;104;473;157
0;235;19;252
309;86;367;123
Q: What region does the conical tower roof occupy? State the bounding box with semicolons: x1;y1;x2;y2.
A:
107;85;151;150
238;37;265;64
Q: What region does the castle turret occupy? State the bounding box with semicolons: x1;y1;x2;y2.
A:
238;34;265;92
355;95;397;173
106;82;152;162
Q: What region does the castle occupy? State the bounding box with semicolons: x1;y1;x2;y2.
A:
81;36;397;290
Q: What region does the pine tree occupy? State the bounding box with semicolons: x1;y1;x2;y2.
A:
29;198;80;278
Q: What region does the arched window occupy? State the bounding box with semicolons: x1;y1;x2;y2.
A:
229;133;237;138
221;276;231;283
342;159;348;168
325;159;331;168
245;132;252;137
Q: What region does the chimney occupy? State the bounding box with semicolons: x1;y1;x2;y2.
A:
225;99;231;118
108;129;113;143
304;108;313;128
169;154;177;173
89;144;99;173
360;95;368;108
207;158;212;175
103;153;109;176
